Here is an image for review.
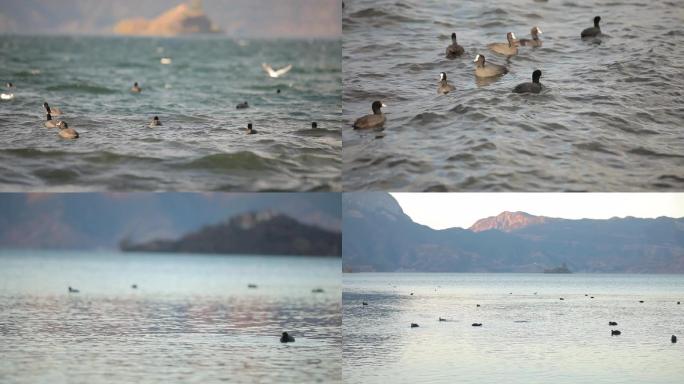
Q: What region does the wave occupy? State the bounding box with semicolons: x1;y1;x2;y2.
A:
46;83;118;94
181;152;281;171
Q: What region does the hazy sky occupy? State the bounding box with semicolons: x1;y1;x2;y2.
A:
0;0;341;37
392;193;684;230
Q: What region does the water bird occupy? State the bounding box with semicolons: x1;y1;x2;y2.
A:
311;288;324;293
68;286;79;293
131;284;138;289
581;16;602;38
411;323;419;328
262;63;292;78
57;121;79;139
44;113;60;128
611;330;621;336
236;101;249;109
519;26;543;47
609;321;617;326
311;122;318;129
280;332;295;343
476;304;481;307
353;101;386;130
678;301;680;305
277;89;281;94
472;323;482;327
2;83;15;100
362;301;368;305
439;317;446;322
639;300;644;303
591;296;595;299
160;57;172;65
410;292;414;296
43;102;63;116
437;72;455;95
445;32;465;58
246;123;258;135
560;297;564;300
487;32;518;56
131;82;142;93
672;335;677;343
512;69;543;94
473;54;508;78
248;284;258;288
149;116;162;127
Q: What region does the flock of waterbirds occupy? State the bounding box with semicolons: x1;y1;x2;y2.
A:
359;289;680;344
2;62;321;139
353;15;606;130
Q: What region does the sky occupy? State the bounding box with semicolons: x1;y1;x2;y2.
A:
0;0;341;37
391;193;684;230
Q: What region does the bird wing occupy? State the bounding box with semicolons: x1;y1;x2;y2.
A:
262;63;292;78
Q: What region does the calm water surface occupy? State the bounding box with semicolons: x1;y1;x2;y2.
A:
0;35;341;191
343;0;684;191
0;251;341;383
343;273;684;384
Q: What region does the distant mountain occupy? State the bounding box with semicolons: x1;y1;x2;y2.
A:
0;193;340;250
470;211;550;232
114;1;220;36
121;211;341;256
343;193;684;273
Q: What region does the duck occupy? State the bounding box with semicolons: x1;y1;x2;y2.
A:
311;288;324;293
411;323;419;328
581;16;602;38
280;332;295;343
472;323;482;327
1;82;15;100
445;32;465;58
131;82;142;93
44;102;63;116
437;72;456;95
353;101;386;130
519;26;543;47
68;286;79;293
487;32;518;56
560;297;565;300
609;321;618;326
248;284;258;288
362;301;368;306
512;69;543;94
438;317;446;322
246;123;258;134
672;335;678;343
311;122;318;129
473;54;508;78
131;284;138;289
149;116;162;127
57;121;79;139
44;113;60;128
611;330;621;336
236;101;249;109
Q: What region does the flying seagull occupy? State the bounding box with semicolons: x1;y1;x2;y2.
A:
262;63;292;78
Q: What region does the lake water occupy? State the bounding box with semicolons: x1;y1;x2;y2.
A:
0;251;341;383
343;273;684;384
0;35;341;191
342;0;684;191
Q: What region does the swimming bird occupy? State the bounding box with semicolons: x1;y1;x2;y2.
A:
473;54;508;78
609;321;618;326
311;288;324;293
672;335;677;343
519;26;543;47
560;297;565;301
410;292;414;296
439;317;446;322
639;300;644;303
160;57;172;65
236;101;249;109
57;121;79;139
280;332;295;343
246;123;258;135
362;301;368;306
43;102;63;116
1;82;15;100
68;286;79;293
411;323;419;328
149;116;162;127
581;16;602;38
476;304;481;307
488;32;518;56
611;330;621;336
437;72;456;95
277;89;281;94
353;101;386;130
445;32;465;58
131;82;142;93
311;122;318;129
248;284;258;288
262;63;292;78
591;296;595;299
512;69;543;94
678;301;681;305
131;284;138;289
44;113;60;128
472;323;482;327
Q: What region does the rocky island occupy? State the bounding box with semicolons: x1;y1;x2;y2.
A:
114;0;220;36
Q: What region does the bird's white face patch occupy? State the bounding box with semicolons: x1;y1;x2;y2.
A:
439;73;445;80
474;54;480;62
382;103;387;108
537;27;543;34
511;32;517;39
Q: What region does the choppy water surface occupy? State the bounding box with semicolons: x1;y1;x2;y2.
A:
344;273;684;384
0;251;341;383
0;35;341;191
343;0;684;191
